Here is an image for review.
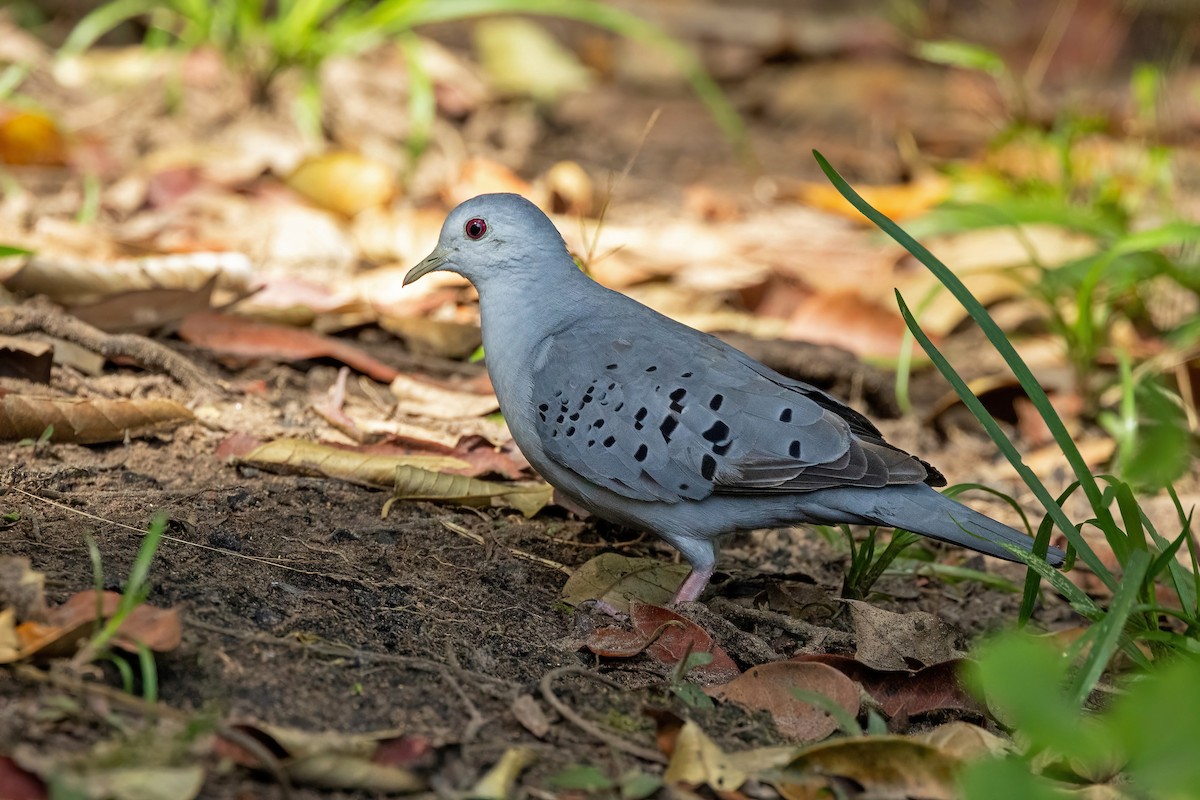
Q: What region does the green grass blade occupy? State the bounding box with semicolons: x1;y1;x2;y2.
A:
1070;548;1151;706
893;290;1111;585
816;149;1117;588
60;0;164;56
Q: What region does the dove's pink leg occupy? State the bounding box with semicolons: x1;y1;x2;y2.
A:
671;567;714;604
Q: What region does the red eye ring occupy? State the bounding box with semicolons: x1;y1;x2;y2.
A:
464;217;488;240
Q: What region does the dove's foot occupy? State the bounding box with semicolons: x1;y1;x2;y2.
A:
670;567;714;605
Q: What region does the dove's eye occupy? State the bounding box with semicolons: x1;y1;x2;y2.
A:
464;218;488;240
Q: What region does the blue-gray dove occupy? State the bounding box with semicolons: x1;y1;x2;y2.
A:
405;194;1066;603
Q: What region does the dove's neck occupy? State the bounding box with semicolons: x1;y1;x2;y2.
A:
476;264;595;413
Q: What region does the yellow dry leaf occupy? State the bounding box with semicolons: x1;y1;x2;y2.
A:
286;755;424;792
0;608;19;663
241;438;470;488
287;151;398;218
916;721;1011;761
796;174;949;224
0;395;192;444
777;737;960;800
560;553;690;612
664;720;747;792
469;747;537;800
390;465;552;518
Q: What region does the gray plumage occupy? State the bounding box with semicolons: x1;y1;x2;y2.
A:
405;193;1066;603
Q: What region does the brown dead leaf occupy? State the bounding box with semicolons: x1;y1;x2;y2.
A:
845;600;962;671
795;174;949;224
4;590;181;663
389;373;498;419
663;720;747;792
0;754;47;800
215;723;426;792
916;721;1011;760
0;395;193;445
389;464;552;518
777;736;961;800
709;661;859;742
67;275;218;334
239;437;471;487
178;311;399;382
785;290;917;360
0;336;52;382
286;151;398;218
560;553;690;612
630;602;740;685
791;654;984;719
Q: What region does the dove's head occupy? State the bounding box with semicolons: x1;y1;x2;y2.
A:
404;193;573;290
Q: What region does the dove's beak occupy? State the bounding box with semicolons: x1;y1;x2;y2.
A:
403;249;449;285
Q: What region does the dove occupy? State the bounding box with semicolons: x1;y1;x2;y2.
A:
405;193;1066;603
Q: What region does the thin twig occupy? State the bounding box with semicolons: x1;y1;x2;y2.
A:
188;619;517;691
539;666;666;764
438;519;573;575
0;304;214;392
443;641;487;741
708;597;854;652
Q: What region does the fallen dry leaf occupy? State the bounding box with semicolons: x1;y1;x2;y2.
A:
560;553;690;612
178;311;399;382
0;754;46;800
4;590;181;664
791;654;985;719
216;723;426;793
0;108;68;166
52;766;203;800
663;720;747;792
286;151;398;218
785;290;919;361
4;252;253;304
389;373;499;419
0;336;52;383
629;602;740;685
916;721;1011;760
469;747;537;800
238;438;472;487
708;661;860;742
0;395;193;445
776;736;961;800
389;464;552;518
67;275;218;334
795;174;949;224
845;600;962;671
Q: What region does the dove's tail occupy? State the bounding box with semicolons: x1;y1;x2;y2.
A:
828;483;1066;566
